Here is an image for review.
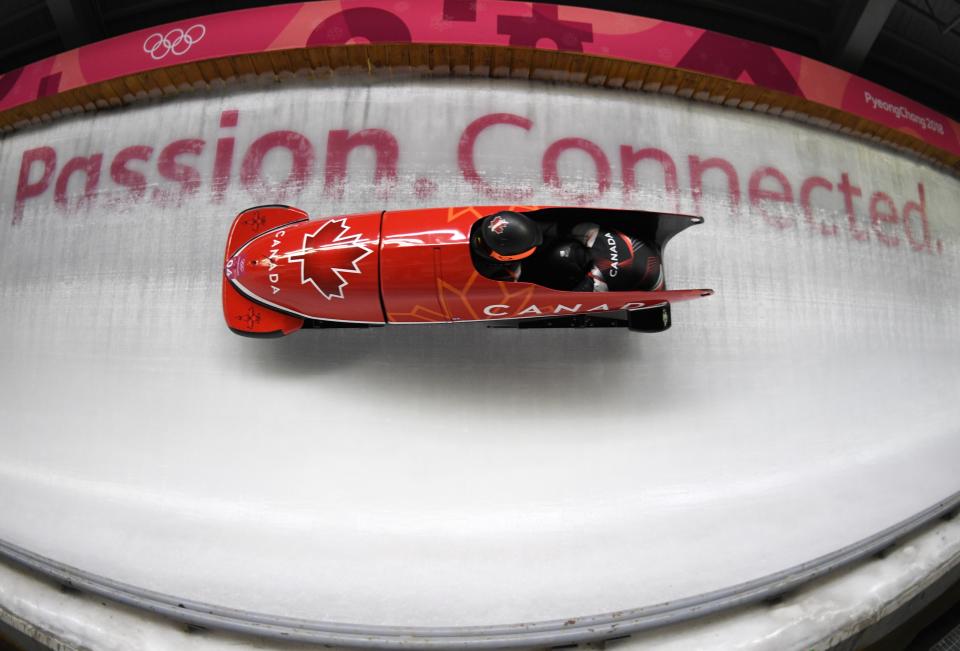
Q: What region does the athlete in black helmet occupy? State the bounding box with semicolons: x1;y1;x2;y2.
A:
471;212;662;292
554;223;663;292
470;210;544;281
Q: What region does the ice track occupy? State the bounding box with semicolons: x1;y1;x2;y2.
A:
1;77;959;647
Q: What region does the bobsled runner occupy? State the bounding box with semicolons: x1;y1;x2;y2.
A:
223;204;712;338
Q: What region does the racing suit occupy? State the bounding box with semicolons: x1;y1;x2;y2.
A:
473;219;662;293
523;223;663;292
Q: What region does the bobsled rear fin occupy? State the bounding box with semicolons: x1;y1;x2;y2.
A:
646;213;704;250
225;205;309;258
222;278;303;338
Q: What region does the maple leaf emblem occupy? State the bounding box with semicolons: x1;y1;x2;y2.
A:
286;218;372;300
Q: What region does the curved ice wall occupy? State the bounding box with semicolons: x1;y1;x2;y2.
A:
1;77;958;628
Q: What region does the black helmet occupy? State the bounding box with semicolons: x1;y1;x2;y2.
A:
474;211;543;261
545;241;591;286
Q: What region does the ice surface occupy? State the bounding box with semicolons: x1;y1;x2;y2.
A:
3;516;958;650
0;77;958;627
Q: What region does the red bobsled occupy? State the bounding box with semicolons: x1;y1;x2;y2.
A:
222;204;712;337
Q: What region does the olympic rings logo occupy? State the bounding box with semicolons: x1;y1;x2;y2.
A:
142;24;205;60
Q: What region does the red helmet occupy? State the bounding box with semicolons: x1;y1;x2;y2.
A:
473;211;543;262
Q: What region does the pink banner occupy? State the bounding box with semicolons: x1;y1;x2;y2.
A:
1;0;957;158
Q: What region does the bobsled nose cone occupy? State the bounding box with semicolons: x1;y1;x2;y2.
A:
225;246;284;301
